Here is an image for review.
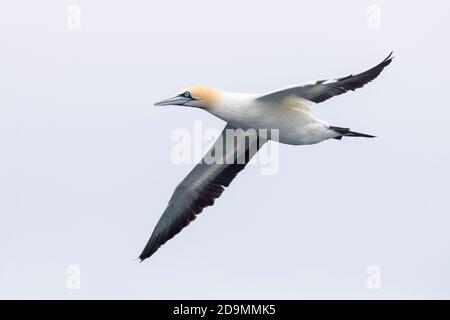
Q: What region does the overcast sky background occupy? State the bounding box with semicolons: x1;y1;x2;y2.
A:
1;0;449;299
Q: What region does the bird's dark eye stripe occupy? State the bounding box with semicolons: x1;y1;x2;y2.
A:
179;91;195;100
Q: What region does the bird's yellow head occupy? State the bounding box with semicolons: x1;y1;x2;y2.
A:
154;86;220;109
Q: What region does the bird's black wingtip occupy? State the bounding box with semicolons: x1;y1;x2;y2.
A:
371;51;393;74
384;51;394;63
138;241;161;262
137;253;150;263
137;255;150;263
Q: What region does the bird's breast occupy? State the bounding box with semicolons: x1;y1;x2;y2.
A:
207;96;329;145
210;98;312;129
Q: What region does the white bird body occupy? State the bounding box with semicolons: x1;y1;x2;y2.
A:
140;53;393;261
207;91;338;145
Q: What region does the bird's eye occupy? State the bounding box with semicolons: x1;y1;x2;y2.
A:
183;91;191;98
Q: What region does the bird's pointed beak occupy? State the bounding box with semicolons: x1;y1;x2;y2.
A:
154;95;190;106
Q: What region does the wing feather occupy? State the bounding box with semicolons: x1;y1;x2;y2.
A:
139;124;265;261
256;52;393;104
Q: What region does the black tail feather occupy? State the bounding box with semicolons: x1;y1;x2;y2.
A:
330;126;376;139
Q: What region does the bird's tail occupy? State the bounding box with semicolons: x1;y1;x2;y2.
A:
330;126;376;140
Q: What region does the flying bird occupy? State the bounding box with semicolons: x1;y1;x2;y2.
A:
139;52;393;261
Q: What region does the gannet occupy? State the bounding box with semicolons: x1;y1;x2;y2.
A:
139;52;393;261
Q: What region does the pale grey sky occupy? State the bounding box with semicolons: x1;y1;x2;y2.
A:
1;0;449;299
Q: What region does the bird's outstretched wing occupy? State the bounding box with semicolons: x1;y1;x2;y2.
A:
256;52;393;104
139;124;266;261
